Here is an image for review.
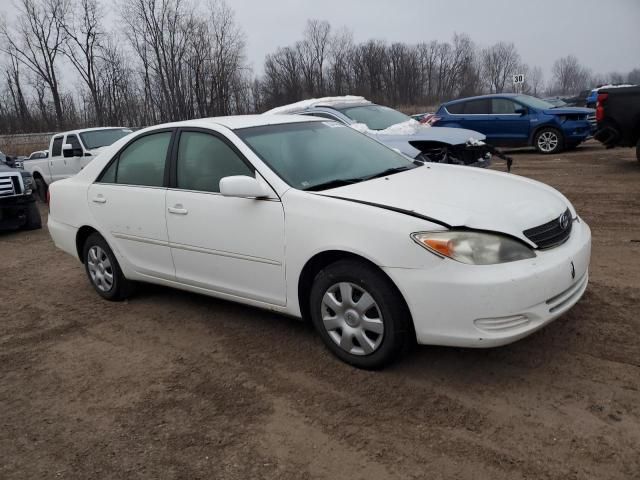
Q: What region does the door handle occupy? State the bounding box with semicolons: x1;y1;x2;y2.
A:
92;195;106;204
168;205;188;215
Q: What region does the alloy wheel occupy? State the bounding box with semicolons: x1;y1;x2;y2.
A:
537;131;559;152
321;282;384;355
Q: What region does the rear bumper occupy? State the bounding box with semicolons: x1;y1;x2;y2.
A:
384;219;591;348
48;217;79;260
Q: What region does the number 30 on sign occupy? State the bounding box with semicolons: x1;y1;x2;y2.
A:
513;74;525;84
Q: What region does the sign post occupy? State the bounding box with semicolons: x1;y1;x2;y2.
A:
513;73;525;93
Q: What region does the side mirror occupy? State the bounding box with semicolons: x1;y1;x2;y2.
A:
219;175;270;199
514;107;528;116
62;144;83;157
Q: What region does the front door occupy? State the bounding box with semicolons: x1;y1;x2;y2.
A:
165;129;286;306
489;98;530;145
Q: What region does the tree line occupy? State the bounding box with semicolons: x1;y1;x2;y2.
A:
1;0;638;135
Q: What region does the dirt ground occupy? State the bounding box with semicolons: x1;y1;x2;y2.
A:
1;140;639;480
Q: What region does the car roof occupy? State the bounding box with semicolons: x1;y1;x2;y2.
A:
138;114;323;133
264;96;372;114
444;93;523;105
53;126;131;137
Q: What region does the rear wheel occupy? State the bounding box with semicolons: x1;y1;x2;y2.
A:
534;128;564;154
309;259;412;369
82;233;132;301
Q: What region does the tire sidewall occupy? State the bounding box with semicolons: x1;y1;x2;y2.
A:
82;233;125;301
309;260;409;369
534;128;564;154
35;178;47;203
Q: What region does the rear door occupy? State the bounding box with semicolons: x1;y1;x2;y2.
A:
88;129;175;280
444;99;492;135
489;98;530;145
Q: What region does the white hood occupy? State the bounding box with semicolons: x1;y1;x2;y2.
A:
321;164;573;244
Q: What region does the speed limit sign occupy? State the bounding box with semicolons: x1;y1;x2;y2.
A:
513;74;525;84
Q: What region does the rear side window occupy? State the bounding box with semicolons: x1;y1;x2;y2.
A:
99;132;171;187
445;103;464;114
463;99;491;114
176;131;253;193
51;137;63;156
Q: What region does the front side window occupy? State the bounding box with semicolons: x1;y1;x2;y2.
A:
99;132;171;187
491;99;519;114
51;137;63;156
176;131;253;193
237;122;415;191
66;134;82;149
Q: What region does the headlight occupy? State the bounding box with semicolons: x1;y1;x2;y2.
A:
411;231;535;265
21;175;34;194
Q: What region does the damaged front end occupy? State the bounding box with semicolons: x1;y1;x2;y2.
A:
411;139;513;171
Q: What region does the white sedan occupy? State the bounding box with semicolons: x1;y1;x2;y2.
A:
48;115;591;369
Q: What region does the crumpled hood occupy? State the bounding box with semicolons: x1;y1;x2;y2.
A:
542;107;594;116
320;164;573;244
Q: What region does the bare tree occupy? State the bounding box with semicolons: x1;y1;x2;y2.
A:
552;55;591;94
481;42;520;93
59;0;105;124
1;0;68;126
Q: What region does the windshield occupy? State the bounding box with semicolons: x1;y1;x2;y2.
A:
338;104;411;130
79;128;133;149
514;95;556;110
237;121;416;191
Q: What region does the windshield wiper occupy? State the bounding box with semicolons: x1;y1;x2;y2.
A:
363;165;416;180
304;178;364;191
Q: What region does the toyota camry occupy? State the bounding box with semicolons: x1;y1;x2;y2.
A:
47;115;591;369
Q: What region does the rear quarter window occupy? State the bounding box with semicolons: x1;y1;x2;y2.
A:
445;103;464;114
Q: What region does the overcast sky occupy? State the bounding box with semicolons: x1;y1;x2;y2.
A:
231;0;640;78
2;0;639;81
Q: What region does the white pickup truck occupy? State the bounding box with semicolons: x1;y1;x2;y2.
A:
24;127;132;200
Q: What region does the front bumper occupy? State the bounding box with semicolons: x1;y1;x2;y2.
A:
384;219;591;347
561;121;592;144
0;193;36;230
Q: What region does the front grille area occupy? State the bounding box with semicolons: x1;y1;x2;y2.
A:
523;208;573;249
0;175;17;197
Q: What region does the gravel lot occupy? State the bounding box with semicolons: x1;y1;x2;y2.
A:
1;141;639;479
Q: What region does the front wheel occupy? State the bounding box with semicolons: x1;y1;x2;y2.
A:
22;202;42;230
309;260;412;369
35;177;48;203
82;233;133;301
534;128;564;154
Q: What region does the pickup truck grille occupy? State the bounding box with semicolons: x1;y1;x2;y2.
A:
0;174;22;197
523;209;573;249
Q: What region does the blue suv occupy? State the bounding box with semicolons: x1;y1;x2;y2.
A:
435;94;594;154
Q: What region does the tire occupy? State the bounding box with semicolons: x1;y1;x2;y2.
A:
22;202;42;230
309;259;412;369
82;232;133;301
35;177;48;203
534;128;564;154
